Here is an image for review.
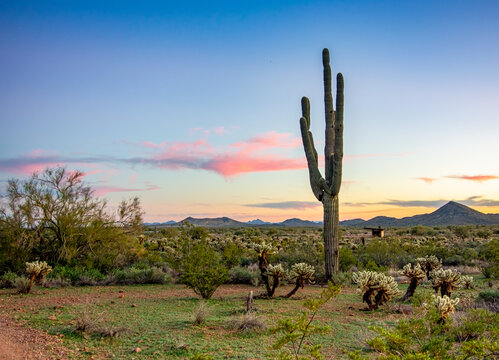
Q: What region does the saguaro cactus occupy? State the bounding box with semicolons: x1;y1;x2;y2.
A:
300;48;344;278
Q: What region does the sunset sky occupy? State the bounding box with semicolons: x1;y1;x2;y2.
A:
1;0;498;222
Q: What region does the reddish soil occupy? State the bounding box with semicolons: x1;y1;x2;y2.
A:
0;315;73;360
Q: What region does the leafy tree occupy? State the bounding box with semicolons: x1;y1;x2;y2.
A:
0;167;144;272
177;238;228;299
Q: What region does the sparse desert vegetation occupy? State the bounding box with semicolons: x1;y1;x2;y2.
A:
1;195;498;359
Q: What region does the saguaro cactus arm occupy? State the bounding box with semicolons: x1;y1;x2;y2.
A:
323;49;335;185
300;98;327;201
331;73;344;195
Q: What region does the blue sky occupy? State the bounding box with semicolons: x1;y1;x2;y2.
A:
1;0;498;221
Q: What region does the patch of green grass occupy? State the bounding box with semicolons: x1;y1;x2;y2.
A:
1;284;408;359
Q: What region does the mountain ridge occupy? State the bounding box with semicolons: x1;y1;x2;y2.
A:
143;202;499;227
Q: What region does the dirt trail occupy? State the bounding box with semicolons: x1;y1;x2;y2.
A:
0;315;72;360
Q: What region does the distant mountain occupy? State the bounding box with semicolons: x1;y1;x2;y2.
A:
343;201;499;227
144;220;177;226
247;219;271;225
143;202;498;228
339;218;366;226
178;216;248;228
277;218;320;227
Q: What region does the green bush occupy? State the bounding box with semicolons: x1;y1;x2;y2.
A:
331;271;352;285
452;308;498;342
339;246;356;272
349;306;498;359
228;265;259;286
0;271;18;288
110;266;172;285
477;289;499;303
178;239;228;299
48;266;105;285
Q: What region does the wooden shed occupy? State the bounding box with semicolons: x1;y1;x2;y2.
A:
364;227;385;238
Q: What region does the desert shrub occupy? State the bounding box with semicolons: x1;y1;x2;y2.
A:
330;271;352;286
276;240;324;275
75;312;127;338
193;301;210;325
42;276;71;288
178;239;228;299
477;289;499;303
285;263;315;298
221;242;244;268
270;282;341;359
339;246;357;272
452;225;472;239
411;225;437;237
0;271;19;288
13;276;30;293
352;271;401;310
430;268;463;297
452;308;498;342
482;264;499;279
399;263;426;301
476;227;493;239
358;259;387;273
228;265;259;286
110;266;171;285
230;314;266;332
349;306;498;360
357;239;408;268
475;289;499;312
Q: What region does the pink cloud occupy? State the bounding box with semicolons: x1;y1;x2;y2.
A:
447;175;498;182
0;149;63;175
415;177;437;184
205;155;306;177
137;132;304;177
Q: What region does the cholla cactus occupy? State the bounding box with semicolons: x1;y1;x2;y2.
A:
265;263;286;297
416;255;442;279
24;261;52;294
285;263;315;298
399;263;426;300
430;268;463;297
252;242;275;258
352;271;401;310
461;275;473;289
433;295;459;324
252;242;278;297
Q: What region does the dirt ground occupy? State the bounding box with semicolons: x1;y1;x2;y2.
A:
0;314;73;360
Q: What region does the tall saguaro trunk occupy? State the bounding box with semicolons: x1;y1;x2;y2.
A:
299;49;344;280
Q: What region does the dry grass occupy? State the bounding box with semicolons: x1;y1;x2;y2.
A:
74;312;127;338
193;301;210;325
229;313;266;332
